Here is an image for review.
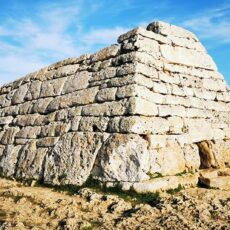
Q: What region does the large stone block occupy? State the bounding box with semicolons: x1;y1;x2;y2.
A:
149;144;186;176
160;44;217;70
14;141;48;180
44;132;108;185
92;134;150;182
62;71;91;94
0;145;22;177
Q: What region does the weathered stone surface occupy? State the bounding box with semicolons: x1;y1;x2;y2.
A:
149;144;186;176
160;45;217;70
92;134;150;182
14;141;48;180
62;71;91;94
12;84;28;105
0;145;22;177
183;144;200;172
0;20;229;190
1;127;20;145
44;132;107;185
40;78;66;97
133;173;198;193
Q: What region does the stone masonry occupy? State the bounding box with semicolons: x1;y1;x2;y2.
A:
0;21;229;192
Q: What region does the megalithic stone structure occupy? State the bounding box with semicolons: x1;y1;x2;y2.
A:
0;21;229;192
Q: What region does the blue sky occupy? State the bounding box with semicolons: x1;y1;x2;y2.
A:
0;0;230;86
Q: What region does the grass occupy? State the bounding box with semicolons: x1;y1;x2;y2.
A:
147;172;163;179
0;174;161;206
0;209;7;219
166;184;183;194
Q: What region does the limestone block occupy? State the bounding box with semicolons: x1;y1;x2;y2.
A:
183;118;213;143
0;105;19;117
216;92;230;102
70;116;81;131
133;176;179;193
62;71;91;94
32;98;53;114
183;87;194;97
186;108;206;118
25;81;42;100
91;45;120;62
34;113;56;126
188;97;205;109
107;74;154;89
13;114;39;126
44;132;107;185
171;84;185;96
159;72;180;85
127;97;158;116
177;173;199;188
0;116;13;125
69;87;98;106
0;94;11;108
152;82;169;94
40;77;66;97
116;62;158;79
158;105;186;117
96;87;117;102
11;83;28;104
68;106;82;117
14;141;48;180
211;140;230;168
132;36;160;57
15;126;41;139
167;117;184;134
90;67;116;83
0;145;4;158
79;117;109;132
0;145;22;177
147;21;199;41
183;144;200;172
160;44;217;71
81;99;127;116
117;26;169;44
36;137;59;147
199;176;230;190
92;134;150;182
40;124;70;137
119;116;170;134
146;135;169;149
202;78;227;92
54;64;79;78
55;109;69;121
165;95;190;107
167;35;206;52
1;127;20;145
18;101;34;115
149;144;186;176
116;84;165;104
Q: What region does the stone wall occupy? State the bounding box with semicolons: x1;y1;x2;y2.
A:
0;21;229;188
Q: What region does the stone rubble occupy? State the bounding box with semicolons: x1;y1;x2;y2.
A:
0;21;229;191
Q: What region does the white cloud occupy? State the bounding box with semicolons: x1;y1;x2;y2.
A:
83;27;130;45
0;1;131;86
182;4;230;44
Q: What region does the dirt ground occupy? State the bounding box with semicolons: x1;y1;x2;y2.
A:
0;178;229;230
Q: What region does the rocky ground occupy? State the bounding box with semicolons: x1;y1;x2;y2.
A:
0;178;229;230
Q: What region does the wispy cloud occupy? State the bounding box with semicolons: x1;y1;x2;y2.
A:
0;1;130;86
83;27;130;46
182;3;230;44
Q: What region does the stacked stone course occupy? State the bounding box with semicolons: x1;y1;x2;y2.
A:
0;21;229;191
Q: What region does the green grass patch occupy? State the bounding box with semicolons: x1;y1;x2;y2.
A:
0;209;7;219
147;172;163;179
166;184;183;194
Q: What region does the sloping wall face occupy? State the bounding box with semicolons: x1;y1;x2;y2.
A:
0;21;229;186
